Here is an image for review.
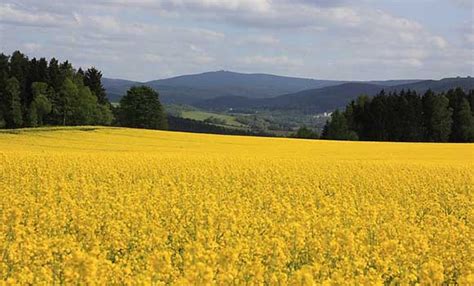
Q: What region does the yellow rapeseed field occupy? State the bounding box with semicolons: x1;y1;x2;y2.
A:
0;127;473;285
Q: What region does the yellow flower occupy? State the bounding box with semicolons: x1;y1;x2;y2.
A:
0;127;472;284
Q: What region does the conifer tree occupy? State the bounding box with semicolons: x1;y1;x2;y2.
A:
5;77;23;128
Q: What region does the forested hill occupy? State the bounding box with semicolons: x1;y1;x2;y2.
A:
393;77;474;93
103;72;473;113
103;71;346;103
195;82;385;111
195;77;474;113
102;71;436;105
262;77;474;112
147;71;344;99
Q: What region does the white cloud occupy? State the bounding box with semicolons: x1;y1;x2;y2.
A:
431;36;448;49
0;3;68;27
144;54;163;63
166;0;272;13
238;35;280;45
242;55;302;66
0;0;471;80
23;42;42;52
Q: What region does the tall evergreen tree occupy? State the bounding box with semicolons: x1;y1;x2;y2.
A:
367;93;388;141
0;53;10;90
4;77;23;128
28;58;40;83
9;51;29;112
0;54;10;120
343;102;355;131
0;54;10;127
24;58;41;111
9;51;28;87
48;58;62;93
448;88;472;142
322;110;358;140
451;98;474;142
37;58;49;83
422;91;453;142
384;91;402;141
468;90;474;114
351;95;371;140
59;61;74;79
400;90;424;141
84;67;109;105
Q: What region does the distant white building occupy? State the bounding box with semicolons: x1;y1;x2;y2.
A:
314;112;332;119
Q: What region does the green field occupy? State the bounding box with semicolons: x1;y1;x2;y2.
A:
165;104;327;136
180;110;247;128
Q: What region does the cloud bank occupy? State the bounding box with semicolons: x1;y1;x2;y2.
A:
0;0;472;80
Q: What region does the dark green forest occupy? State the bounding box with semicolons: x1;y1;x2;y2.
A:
168;116;274;136
321;89;474;142
1;51;472;142
0;51;170;130
0;51;115;128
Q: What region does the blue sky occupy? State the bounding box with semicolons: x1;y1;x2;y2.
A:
0;0;472;81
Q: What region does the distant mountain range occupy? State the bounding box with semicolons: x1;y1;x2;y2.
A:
103;71;473;113
198;77;474;113
103;71;345;103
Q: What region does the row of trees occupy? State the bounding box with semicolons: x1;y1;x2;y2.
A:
322;88;474;142
0;51;113;128
0;51;169;130
2;51;472;143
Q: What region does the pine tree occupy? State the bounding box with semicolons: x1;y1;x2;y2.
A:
84;67;109;105
400;90;423;141
384;91;402;141
48;58;62;92
9;51;29;114
0;54;10;126
351;95;371;140
37;58;49;83
5;77;23;128
322;110;358;140
468;90;474;114
451;98;474;142
448;88;470;142
422;91;453;142
367;93;388;141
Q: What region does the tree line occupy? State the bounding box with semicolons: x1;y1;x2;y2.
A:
0;51;168;130
321;88;474;142
168;115;274;136
2;51;473;143
0;51;115;128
